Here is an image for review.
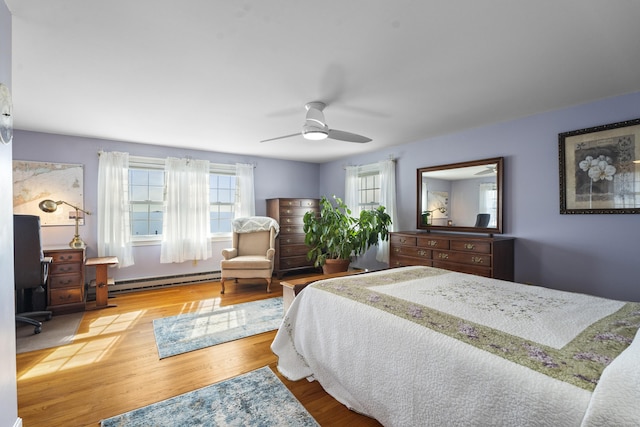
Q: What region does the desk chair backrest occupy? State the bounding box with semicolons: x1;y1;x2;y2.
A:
13;214;46;290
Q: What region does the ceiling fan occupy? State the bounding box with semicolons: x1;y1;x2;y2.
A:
475;165;497;175
260;102;372;143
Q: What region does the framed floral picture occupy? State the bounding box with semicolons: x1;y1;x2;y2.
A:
559;117;640;214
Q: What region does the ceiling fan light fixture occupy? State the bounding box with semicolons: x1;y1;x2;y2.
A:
302;124;328;140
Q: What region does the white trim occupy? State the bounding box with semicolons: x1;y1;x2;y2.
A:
131;234;230;246
129;155;237;174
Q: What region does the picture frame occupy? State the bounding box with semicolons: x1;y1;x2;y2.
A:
12;160;85;226
559;117;640;214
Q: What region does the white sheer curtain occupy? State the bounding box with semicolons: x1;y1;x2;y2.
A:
479;182;498;227
344;165;360;216
160;157;211;263
235;163;255;218
377;159;397;263
97;151;134;268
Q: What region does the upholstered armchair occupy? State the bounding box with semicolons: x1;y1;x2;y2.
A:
220;216;279;294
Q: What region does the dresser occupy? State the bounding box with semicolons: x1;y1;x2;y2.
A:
266;198;320;278
390;231;514;281
43;247;86;314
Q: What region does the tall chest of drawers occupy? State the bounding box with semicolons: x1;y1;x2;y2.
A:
43;247;86;314
390;231;514;281
266;198;319;278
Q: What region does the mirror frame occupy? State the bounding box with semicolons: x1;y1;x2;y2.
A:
416;157;504;234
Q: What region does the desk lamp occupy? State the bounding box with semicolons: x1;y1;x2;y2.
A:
39;199;92;249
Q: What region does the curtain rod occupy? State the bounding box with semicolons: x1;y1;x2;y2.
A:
343;155;396;170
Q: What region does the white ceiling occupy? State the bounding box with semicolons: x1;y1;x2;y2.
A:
6;1;640;163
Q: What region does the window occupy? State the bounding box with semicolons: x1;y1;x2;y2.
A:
209;173;236;234
128;157;238;239
130;168;164;236
358;171;381;210
479;183;498;227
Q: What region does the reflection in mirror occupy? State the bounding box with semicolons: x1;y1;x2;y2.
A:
417;157;503;234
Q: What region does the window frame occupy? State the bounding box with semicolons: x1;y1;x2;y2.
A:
128;156;237;245
356;163;382;214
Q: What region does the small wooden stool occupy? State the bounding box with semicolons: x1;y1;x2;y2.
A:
85;256;119;310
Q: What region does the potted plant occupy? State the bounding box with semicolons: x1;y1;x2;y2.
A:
303;195;392;274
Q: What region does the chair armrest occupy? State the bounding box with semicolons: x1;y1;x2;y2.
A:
266;248;275;260
221;248;237;260
41;256;53;284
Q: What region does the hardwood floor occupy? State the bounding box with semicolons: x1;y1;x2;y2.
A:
16;277;382;426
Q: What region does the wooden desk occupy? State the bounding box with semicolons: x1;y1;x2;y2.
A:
280;269;366;314
85;256;119;310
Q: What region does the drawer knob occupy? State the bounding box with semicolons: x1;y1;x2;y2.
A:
417;249;428;257
399;237;407;243
428;240;438;247
464;243;475;250
438;253;449;259
471;256;484;264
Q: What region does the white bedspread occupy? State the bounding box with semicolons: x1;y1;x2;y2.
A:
271;266;640;426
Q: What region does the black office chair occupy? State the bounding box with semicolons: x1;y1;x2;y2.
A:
474;213;491;228
14;215;53;334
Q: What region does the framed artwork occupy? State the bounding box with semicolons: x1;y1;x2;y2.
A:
12;160;85;226
559;118;640;214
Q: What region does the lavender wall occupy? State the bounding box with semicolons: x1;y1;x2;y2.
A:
321;91;640;302
10;93;640;302
12;131;320;284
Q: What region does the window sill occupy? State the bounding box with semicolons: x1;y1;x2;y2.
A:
131;234;231;247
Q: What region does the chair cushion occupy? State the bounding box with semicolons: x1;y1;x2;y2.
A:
220;255;272;270
237;231;271;255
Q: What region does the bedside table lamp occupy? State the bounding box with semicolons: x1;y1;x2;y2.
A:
39;199;92;249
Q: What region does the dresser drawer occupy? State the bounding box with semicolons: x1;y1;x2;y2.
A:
49;273;83;288
392;245;432;260
50;262;83;275
279;224;305;234
450;240;491;254
432;250;492;267
390;254;432;268
390;234;416;246
280;206;316;217
279;234;306;245
279;215;305;226
416;236;450;250
280;255;313;269
50;288;84;305
279;244;310;257
279;199;319;208
48;251;84;264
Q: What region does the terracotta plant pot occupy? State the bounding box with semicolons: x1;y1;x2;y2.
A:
322;258;351;274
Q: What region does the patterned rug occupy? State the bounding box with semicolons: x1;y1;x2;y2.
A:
100;366;319;426
153;297;283;359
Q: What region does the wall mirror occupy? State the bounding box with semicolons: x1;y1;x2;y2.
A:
417;157;504;234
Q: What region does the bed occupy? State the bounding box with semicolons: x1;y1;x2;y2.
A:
271;266;640;426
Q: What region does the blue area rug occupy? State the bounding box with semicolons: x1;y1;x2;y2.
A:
153;297;283;359
100;366;319;426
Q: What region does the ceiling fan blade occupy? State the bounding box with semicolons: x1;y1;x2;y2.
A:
474;168;495;175
260;133;300;143
327;129;372;143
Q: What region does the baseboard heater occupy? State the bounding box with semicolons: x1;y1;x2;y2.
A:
86;270;221;297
